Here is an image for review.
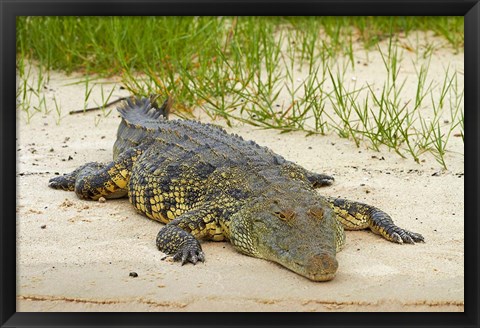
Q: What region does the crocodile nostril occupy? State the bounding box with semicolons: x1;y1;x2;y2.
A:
308;252;338;274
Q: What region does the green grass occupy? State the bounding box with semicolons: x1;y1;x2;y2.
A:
16;16;464;168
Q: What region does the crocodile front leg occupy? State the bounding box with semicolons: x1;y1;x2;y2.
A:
305;171;335;188
156;223;205;265
326;196;424;244
281;162;335;188
156;206;223;265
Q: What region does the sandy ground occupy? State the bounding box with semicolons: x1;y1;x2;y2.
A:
16;40;464;312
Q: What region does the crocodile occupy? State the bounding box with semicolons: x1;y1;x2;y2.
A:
48;95;424;281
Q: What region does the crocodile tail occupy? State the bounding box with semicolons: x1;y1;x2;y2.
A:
117;94;171;127
113;95;172;159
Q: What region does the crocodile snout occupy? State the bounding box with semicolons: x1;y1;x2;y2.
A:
305;252;338;281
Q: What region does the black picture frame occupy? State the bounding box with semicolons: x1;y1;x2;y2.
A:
1;1;478;327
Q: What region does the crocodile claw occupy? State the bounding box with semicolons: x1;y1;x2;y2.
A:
390;228;425;244
308;173;335;188
172;241;205;265
48;175;75;191
48;177;61;188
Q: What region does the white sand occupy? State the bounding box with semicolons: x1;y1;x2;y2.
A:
16;36;464;312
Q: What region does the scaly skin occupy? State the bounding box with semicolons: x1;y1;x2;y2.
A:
49;96;424;281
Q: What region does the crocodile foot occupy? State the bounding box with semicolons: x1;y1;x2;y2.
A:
172;240;205;265
156;224;206;265
48;162;105;193
308;173;335;188
48;174;76;191
387;227;425;244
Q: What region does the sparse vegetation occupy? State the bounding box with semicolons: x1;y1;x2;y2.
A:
16;16;464;168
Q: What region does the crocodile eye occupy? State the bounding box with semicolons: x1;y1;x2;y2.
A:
308;207;324;220
274;210;295;221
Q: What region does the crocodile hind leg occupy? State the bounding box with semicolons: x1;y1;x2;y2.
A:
326;196;424;244
48;147;145;200
48;163;100;192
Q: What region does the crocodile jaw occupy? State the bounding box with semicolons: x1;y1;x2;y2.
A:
228;195;339;282
262;245;339;282
288;251;339;281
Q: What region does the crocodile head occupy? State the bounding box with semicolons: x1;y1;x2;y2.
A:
229;187;341;281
